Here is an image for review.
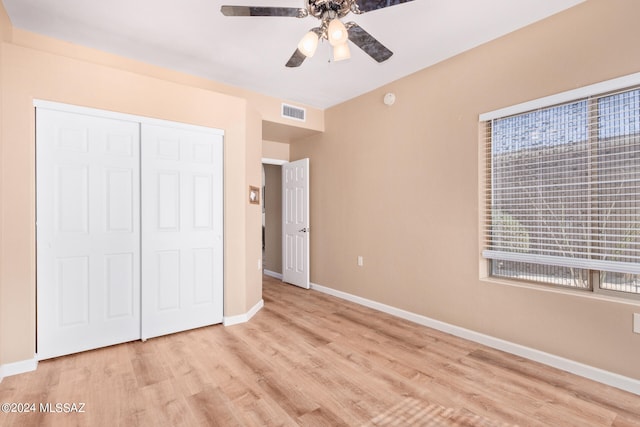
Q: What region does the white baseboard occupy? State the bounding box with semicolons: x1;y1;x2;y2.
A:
223;299;264;326
0;357;38;382
310;282;640;396
263;270;283;280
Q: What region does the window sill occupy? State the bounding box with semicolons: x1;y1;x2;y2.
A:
479;276;640;306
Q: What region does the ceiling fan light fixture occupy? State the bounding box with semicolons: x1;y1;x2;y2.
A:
297;31;319;57
221;0;405;68
333;41;351;62
328;18;348;46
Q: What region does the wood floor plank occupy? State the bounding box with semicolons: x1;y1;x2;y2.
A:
468;347;640;424
186;385;244;427
0;274;638;427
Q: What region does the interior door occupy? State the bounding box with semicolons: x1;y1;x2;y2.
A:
282;158;310;289
141;123;224;340
36;109;141;359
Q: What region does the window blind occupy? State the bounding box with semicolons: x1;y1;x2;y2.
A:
482;87;640;277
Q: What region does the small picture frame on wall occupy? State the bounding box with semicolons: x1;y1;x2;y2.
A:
249;185;260;205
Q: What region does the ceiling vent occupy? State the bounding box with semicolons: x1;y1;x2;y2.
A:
281;103;306;122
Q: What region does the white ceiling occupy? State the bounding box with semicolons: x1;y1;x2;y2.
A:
3;0;585;109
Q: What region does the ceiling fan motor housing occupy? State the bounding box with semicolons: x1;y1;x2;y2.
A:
306;0;357;20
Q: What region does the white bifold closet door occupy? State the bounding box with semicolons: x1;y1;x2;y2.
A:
140;124;223;340
36;106;223;359
36;109;142;359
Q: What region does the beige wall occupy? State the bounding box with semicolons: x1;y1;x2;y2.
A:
264;164;283;274
245;107;264;311
0;0;10;365
0;1;10;41
262;140;290;161
291;0;640;380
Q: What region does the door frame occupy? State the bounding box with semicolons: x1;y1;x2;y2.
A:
260;158;312;286
261;157;287;280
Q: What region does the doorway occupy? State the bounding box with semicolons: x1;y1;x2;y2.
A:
262;158;310;288
262;162;283;278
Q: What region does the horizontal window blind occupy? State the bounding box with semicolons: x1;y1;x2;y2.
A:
482;87;640;278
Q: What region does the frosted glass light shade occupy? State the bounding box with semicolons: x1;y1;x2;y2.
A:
328;19;348;46
333;42;351;61
297;31;319;57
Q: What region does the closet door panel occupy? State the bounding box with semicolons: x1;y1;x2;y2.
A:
36;109;141;360
141;124;223;340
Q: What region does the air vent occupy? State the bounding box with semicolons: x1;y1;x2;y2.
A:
281;103;306;122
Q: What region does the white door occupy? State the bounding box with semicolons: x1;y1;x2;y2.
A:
141;124;224;339
36;109;141;359
282;158;310;289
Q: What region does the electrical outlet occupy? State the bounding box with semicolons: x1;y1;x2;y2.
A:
634;313;640;334
357;256;364;267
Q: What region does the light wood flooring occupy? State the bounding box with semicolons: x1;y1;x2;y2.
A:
1;275;639;426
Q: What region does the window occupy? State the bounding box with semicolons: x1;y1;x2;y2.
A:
481;81;640;297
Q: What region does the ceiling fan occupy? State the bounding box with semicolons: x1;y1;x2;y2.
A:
221;0;415;67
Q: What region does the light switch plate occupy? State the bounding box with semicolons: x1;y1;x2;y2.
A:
634;313;640;334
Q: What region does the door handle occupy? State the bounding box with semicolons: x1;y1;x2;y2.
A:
298;227;309;233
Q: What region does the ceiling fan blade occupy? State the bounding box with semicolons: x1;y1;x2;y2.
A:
221;6;307;18
353;0;414;13
286;48;307;68
347;23;393;63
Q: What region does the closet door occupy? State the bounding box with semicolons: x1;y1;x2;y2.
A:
141;124;223;340
36;109;141;359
